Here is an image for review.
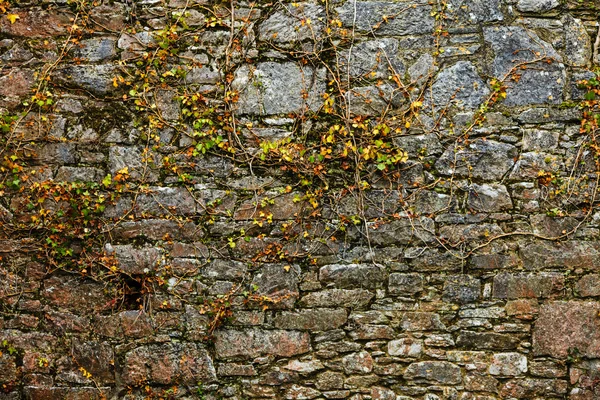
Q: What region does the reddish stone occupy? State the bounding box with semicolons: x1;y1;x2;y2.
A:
533;301;600;358
0;9;71;37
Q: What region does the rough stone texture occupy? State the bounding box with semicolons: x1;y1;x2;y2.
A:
336;1;434;36
484;26;565;106
533;301;600;358
2;0;600;398
429;61;490;110
214;329;311;359
233;62;325;115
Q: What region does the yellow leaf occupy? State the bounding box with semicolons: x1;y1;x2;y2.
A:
283;265;291;272
7;14;19;24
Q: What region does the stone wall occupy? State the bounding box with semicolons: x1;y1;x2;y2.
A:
1;0;600;399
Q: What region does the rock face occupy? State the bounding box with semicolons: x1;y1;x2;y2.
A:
233;62;325;115
533;302;600;358
3;0;600;399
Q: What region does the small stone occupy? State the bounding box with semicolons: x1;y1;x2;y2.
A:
488;353;528;376
342;351;373;374
388;338;423;357
429;61;490;110
389;273;424;296
516;0;560;13
443;275;481;304
404;361;462;384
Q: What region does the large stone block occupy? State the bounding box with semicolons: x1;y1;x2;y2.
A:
259;2;325;43
123;343;216;385
319;264;386;289
233;62;325;115
273;309;347;331
403;361;461;384
484;26;565;106
336;1;434;36
214;329;311;359
533;301;600;358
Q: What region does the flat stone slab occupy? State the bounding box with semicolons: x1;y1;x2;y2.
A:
533;301;600;358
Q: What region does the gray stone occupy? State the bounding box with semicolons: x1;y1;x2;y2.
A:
340;38;404;79
446;0;503;28
413;190;456;215
522;129;559;151
492;272;564;299
389;273;424;296
484;26;565;106
108;145;160;182
214;329;311;359
55;64;117;95
436;139;517;180
509;151;561;180
367;217;435;246
563;15;591;67
273;309;347;331
342;351;373;374
346;83;403;116
74;38;117;62
135;186;197;216
467;183;513;213
55;167;105;182
403;361;461;384
252;264;300;302
233;62;325;115
443;275;481;304
299;289;374;308
516;0;560;13
155;89;180;121
408;53;437;83
259;3;325;43
336;0;434;36
319;264;386;289
388;338;423;357
429;61;490;110
488;353;528;376
203;259;247;280
393;133;443;156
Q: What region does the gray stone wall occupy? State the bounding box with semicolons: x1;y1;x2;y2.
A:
1;0;600;399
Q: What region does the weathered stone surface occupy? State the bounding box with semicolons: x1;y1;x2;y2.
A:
467;183;513;213
489;352;528;376
42;276;112;314
54;65;117;96
259;3;325;43
342;351;373;374
533;301;600;358
299;289;374;308
273;309;347;331
319;264;386;289
521;241;600;270
563;15;591;67
367;217;435;246
436;139;517;180
446;0;503;27
215;329;311;359
389;273;424;296
403;361;461;384
123;343;216;385
484;26;565;106
517;0;560;13
336;0;434;35
340;38;404;79
493;272;564;299
233;62;325;115
429;61;490;110
443;275;481;304
457;331;519;350
388;338;423;357
576;274;600;297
